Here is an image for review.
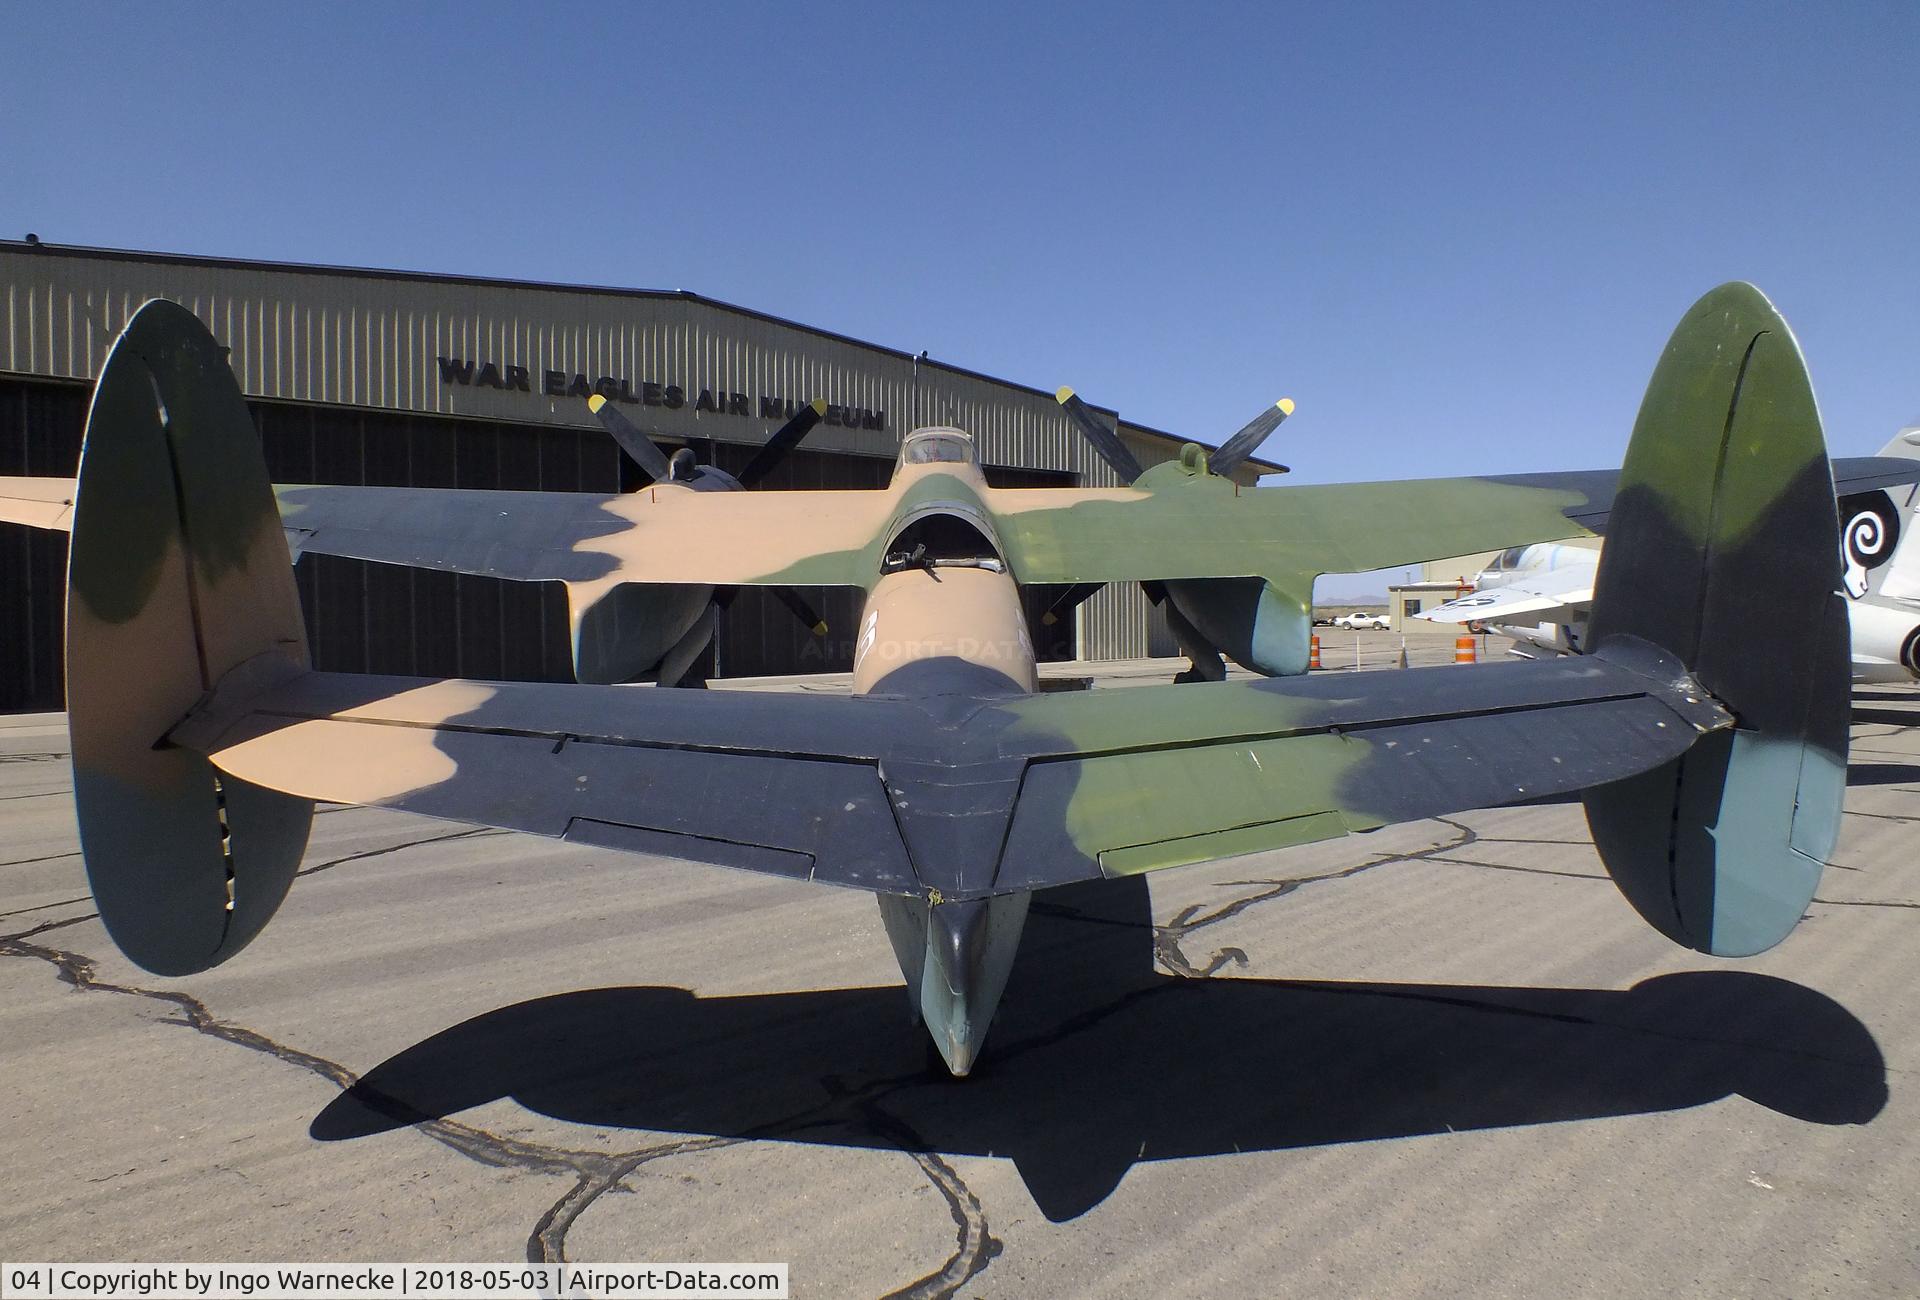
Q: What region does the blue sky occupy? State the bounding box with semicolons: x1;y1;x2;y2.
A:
6;1;1916;502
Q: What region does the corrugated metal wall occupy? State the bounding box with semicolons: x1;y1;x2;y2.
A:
0;243;1243;664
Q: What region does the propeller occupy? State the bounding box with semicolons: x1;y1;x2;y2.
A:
1052;389;1296;685
1055;388;1145;483
716;583;829;637
587;396;829;489
739;399;829;486
1055;388;1294;481
587;394;675;483
1039;582;1106;627
1210;399;1295;477
587;393;831;641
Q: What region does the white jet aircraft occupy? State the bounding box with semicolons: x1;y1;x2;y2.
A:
1422;427;1920;684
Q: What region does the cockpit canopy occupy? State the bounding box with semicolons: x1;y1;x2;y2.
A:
901;429;976;466
1490;545;1529;572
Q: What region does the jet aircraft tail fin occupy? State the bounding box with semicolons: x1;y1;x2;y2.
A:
1582;282;1847;957
65;299;313;975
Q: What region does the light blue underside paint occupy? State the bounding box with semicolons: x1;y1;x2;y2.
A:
1704;732;1834;957
876;891;1032;1075
1249;584;1311;676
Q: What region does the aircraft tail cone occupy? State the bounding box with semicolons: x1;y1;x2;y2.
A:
876;891;1032;1076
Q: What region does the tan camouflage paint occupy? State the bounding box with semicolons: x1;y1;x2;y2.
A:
850;566;1038;695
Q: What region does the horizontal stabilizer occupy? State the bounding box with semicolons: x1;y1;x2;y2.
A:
0;476;76;530
170;643;1726;902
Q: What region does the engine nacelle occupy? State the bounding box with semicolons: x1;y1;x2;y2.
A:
1162;577;1312;677
567;581;716;684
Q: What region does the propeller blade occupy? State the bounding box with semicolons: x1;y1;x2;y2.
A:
770;585;829;636
1209;398;1295;477
587;394;675;485
1039;582;1105;626
1055;387;1144;484
738;399;829;487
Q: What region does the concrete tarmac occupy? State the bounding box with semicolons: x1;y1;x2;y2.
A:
1;643;1914;1297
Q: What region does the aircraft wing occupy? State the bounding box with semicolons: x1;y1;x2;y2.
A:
272;472;1616;590
3;451;1911;592
985;471;1607;586
173;644;1726;899
0;479;897;588
273;484;893;587
1484;456;1920;535
1418;566;1598;625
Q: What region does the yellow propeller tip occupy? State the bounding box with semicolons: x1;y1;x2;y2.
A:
812;621;829;636
1277;397;1296;415
809;398;828;416
1055;386;1075;404
587;394;606;412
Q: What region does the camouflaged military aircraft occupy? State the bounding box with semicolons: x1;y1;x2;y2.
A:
0;285;1888;1074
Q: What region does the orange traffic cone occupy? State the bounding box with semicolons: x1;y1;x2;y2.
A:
1309;634;1322;670
1453;634;1477;665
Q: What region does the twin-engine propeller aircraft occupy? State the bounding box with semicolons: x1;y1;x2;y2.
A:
0;285;1878;1073
1421;427;1920;683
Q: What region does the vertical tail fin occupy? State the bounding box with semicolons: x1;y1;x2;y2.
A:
66;300;313;975
1583;283;1846;957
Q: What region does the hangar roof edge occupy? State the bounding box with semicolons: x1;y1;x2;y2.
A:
0;238;1288;475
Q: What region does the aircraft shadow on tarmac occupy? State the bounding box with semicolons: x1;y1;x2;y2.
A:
312;877;1888;1221
1847;761;1920;785
1849;708;1920;731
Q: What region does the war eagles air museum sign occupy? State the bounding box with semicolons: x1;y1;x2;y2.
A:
436;355;888;432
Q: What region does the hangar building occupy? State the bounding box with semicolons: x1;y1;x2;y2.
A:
0;240;1276;712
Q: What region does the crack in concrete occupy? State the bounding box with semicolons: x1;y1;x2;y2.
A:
526;1135;744;1265
1809;897;1920;911
0;849;80;867
0;928;764;1270
294;826;509;879
1426;854;1608;881
865;1103;1001;1300
0;829;1007;1295
1;915;94;943
1151;817;1480;978
0;894;93;921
